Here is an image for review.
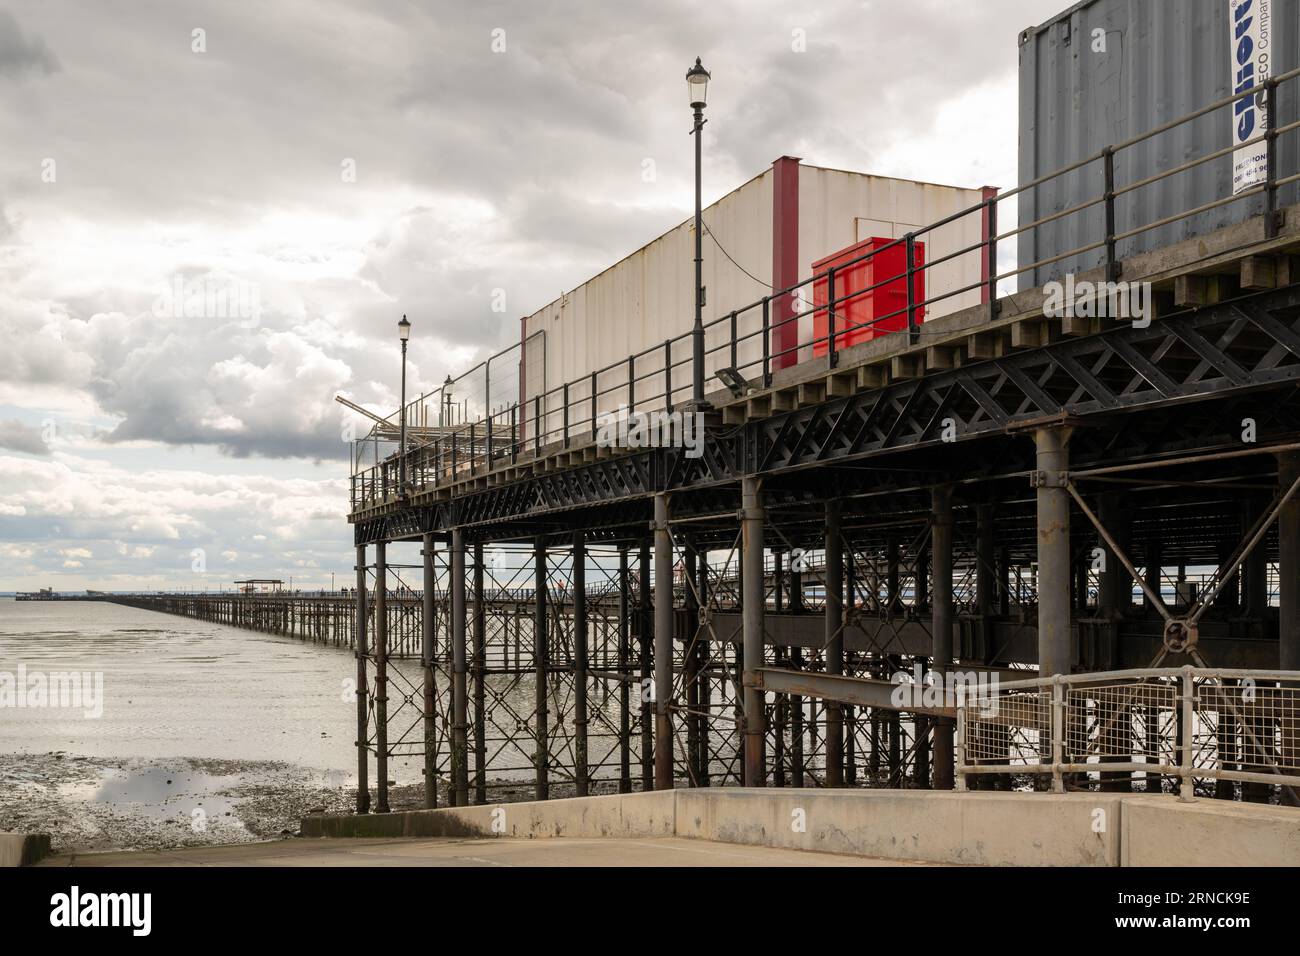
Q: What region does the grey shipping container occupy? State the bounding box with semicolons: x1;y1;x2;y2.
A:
1018;0;1299;289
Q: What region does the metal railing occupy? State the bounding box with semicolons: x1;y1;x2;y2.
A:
350;66;1300;513
956;666;1300;799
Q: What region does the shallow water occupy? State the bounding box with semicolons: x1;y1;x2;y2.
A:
0;598;393;779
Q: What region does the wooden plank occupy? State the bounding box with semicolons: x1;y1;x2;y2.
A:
967;331;1007;361
1173;274;1207;307
890;354;925;380
1277;255;1300;288
1010;319;1048;349
797;381;826;406
926;345;961;370
825;371;856;398
859;365;888;389
1241;256;1277;290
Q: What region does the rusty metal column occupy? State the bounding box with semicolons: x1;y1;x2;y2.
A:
617;546;632;793
825;499;844;787
931;486;955;789
533;536;549;800
1035;427;1072;678
354;544;370;814
741;476;766;786
374;540;389;813
1281;452;1300;669
573;530;590;796
472;542;486;804
451;528;469;806
421;533;438;809
697;546;712;786
653;494;674;790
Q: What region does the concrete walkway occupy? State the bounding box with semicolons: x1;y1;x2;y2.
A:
38;836;931;867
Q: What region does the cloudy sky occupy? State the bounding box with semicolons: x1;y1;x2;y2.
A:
0;0;1067;591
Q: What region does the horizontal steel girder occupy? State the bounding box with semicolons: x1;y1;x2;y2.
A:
748;666;956;717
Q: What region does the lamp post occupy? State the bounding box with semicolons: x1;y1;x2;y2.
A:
398;315;410;496
687;56;710;408
441;374;453;427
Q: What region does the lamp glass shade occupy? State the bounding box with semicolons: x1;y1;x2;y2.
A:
398;316;411;341
686;58;709;106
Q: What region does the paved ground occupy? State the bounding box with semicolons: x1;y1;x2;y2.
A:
38;836;932;867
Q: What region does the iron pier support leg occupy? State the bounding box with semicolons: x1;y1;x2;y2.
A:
472;541;486;804
1245;495;1269;618
697;546;711;787
741;476;767;787
639;537;653;790
451;527;469;806
825;499;845;787
1279;453;1300;807
618;547;632;794
931;485;955;789
653;493;675;790
374;541;389;813
355;544;370;814
573;530;590;797
1035;427;1073;679
534;536;549;800
422;533;438;809
1281;452;1300;670
684;542;700;786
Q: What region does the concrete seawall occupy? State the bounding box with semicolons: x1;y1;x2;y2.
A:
0;833;51;867
302;789;1300;867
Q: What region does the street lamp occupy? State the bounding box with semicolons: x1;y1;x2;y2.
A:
441;374;453;427
687;56;710;408
398;315;410;496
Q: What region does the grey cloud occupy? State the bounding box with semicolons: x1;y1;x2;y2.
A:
0;418;50;455
0;9;58;79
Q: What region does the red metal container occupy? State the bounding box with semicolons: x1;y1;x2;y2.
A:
812;236;925;356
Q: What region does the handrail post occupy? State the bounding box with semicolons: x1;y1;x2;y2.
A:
534;395;541;455
729;311;738;369
627;354;636;414
486;410;494;470
590;371;598;441
905;233;918;346
826;266;837;369
511;404;518;464
954;694;967;791
469;421;477;475
1180;667;1196;802
562;382;570;449
1050;677;1065;793
986;194;999;320
664;339;673;413
1265;77;1280;240
1102;146;1118;282
761;297;772;387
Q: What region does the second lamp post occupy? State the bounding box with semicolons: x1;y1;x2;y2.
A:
688;56;710;408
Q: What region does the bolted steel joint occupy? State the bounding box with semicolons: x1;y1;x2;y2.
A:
1030;469;1069;488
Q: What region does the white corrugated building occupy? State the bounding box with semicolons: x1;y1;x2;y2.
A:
518;157;992;438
